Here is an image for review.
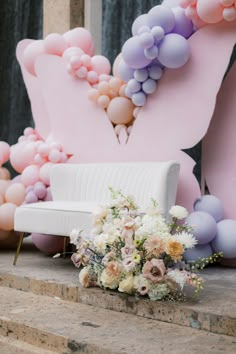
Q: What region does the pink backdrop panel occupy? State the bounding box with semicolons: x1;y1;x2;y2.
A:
130;22;236;150
202;62;236;219
16;40;51;140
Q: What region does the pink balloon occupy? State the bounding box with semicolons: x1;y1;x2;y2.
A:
5;183;25;206
23;40;46;75
0;193;4;206
24;127;35;136
34;181;47;199
196;0;224;23
48;149;61;163
34;153;47;166
0;141;10;164
21;165;40;187
10;142;37;173
112;53;122;77
107;97;134;125
63;28;94;56
39;162;54;186
0;203;17;231
31;233;64;255
25;190;38;204
91;55;111;75
44;33;67;56
0;167;11;180
62;47;84;62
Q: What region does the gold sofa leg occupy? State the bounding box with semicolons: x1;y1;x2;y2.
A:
13;232;25;266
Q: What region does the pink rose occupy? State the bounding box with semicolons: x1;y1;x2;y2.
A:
142;259;166;284
71;253;82;268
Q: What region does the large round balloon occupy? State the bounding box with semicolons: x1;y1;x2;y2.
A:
107;97;134;125
196;0;223;24
158;33;190;69
0;203;16;231
32;233;65;255
184;243;213;262
194;195;224;222
147;5;176;33
211;220;236;259
122;36;152;69
186;211;217;244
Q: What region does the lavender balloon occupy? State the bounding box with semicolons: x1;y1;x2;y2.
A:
132;14;148;36
144;46;158;60
139;32;155;49
149;65;163;80
211;220;236;259
134;68;149;82
184;244;213;263
158;33;190;69
172;7;194;39
142;78;157;94
122;36;152;69
132;92;146;106
147;5;175;34
25;190;38;204
194;195;224;223
34;181;47;199
127;79;141;93
162;0;182;7
118;59;135;82
186;211;217;245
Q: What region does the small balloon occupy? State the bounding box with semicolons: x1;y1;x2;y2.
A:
142;78;157;94
118;59;135;82
127;79;142;93
5;183;25;206
132;14;149;36
131;91;146;107
91;55;111;75
194;195;224;222
211;220;236;259
63;28;94;56
44;33;67;56
184;244;213;263
0;203;17;231
134;68;149;82
186;211;217;245
122;36;152;69
21;165;40;187
147;5;175;33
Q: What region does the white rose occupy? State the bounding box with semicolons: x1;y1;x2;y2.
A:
69;228;80;245
100;269;120;289
118;275;134;294
169;205;188;220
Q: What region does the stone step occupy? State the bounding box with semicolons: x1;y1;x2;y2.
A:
0;286;236;354
1;246;236;337
0;335;56;354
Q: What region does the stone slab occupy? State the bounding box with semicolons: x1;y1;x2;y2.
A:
0;335;56;354
0;244;236;337
1;287;236;354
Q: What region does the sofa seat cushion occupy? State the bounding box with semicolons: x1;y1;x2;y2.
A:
14;201;99;236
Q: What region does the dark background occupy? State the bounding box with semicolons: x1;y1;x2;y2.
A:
0;0;235;181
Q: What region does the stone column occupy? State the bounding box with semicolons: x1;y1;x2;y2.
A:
43;0;84;36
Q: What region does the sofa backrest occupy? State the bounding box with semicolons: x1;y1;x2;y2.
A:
50;162;180;216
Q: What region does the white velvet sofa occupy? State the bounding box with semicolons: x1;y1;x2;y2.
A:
13;161;180;264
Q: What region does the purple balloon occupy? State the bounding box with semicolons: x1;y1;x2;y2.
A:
26;185;34;193
147;5;175;34
186;211;217;245
134;68;149;82
184;244;213;263
124;86;133;98
162;0;182;7
25;191;38;204
127;79;141;93
118;59;135;82
142;78;157;94
149;65;163;80
44;187;52;201
211;220;236;259
194;195;224;223
139;32;155;49
151;26;165;43
32;233;64;255
144;46;159;60
34;183;47;199
132;92;146;106
132;14;148;36
158;33;190;69
122;36;152;69
172;7;194;39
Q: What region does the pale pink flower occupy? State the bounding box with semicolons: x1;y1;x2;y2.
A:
142;259;166;284
121;245;136;259
122;256;136;271
71;253;82;268
144;236;165;258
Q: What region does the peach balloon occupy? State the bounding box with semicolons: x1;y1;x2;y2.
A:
109;77;122;92
107;97;134;125
0;141;10;164
88;88;99;102
21;165;40;187
91;55;111;75
97;95;110;109
0;180;11;197
97;81;110;94
196;0;223;23
44;33;67;56
0;203;16;231
112;53;122;77
63;28;94;56
5;183;26;206
0;167;10;180
23;40;46;75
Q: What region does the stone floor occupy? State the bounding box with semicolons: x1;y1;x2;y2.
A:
0;240;236;353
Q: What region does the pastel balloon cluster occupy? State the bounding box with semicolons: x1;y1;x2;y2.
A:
23;27;95;76
25;181;52;204
65;48;111;84
184;195;236;262
119;4;193;106
10;127;69;186
180;0;236;28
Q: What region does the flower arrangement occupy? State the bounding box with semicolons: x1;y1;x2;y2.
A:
68;188;222;301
